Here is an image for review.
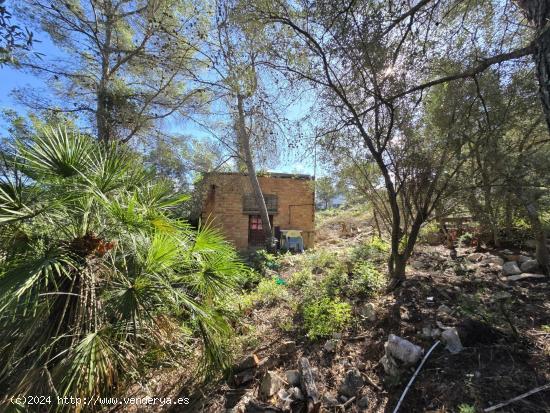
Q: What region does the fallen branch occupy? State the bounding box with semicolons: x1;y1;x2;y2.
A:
299;357;321;413
483;383;550;412
392;340;441;413
360;372;383;392
338;395;356;411
345;334;369;341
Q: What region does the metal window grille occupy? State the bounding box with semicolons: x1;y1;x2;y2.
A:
242;194;278;213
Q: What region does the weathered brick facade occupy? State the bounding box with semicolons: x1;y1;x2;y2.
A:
201;172;315;251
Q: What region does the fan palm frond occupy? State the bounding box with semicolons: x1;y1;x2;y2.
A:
18;127;93;179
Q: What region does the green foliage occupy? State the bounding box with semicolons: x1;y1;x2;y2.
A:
458;404;476;413
302;297;351;340
458;232;474;247
288;268;313;288
321;263;349;298
306;249;339;270
240;277;289;309
316;176;337;209
0;127;245;406
418;221;442;244
249;249;281;274
350;261;386;297
351;236;389;263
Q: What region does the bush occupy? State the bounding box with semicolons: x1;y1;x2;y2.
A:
249;249;281;274
351;236;389;263
238;267;263;290
240;277;288;308
350;261;386;297
458;404;475;413
321;263;350;298
458;232;473;247
418;221;442;244
0;127;245;402
303;297;352;339
288;268;313;288
305;249;339;272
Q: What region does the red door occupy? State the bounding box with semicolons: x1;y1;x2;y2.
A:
248;215;273;247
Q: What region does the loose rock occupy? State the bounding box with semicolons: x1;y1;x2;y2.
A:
437;304;452;315
441;327;464;354
362;302;376;321
279;340;297;354
380;354;400;378
385;334;423;365
481;256;504;266
339;368;364;397
322;393;339;406
502;261;521;276
357;395;369;409
324;339;338;352
260;371;284;399
520;259;539;273
235;354;260;371
517;255;531;264
277;389;290;402
506;273;546;281
467;252;484;262
287;387;303;400
285;369;301;387
234;369;256;386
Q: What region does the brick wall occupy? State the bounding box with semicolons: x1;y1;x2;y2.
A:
201;173;315;251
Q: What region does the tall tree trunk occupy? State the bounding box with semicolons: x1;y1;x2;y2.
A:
515;1;550;274
97;1;113;143
516;0;550;131
236;94;274;250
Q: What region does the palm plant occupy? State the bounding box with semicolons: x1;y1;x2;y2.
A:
0;127;244;411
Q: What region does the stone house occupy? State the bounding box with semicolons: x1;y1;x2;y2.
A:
200;172;315;251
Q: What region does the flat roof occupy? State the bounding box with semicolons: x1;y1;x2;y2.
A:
206;171;314;180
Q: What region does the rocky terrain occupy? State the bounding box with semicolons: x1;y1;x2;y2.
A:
181;243;550;412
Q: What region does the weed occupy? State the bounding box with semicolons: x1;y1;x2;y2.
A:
240;277;289;308
249;249;281;274
288;268;314;288
418;221;442;244
351;236;389;263
458;403;476;413
321;263;350;298
277;317;295;333
350;261;386;297
459;232;474;247
457;293;496;325
307;249;339;271
303;297;351;339
238;267;263;290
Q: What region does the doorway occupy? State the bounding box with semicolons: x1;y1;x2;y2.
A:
248;214;273;247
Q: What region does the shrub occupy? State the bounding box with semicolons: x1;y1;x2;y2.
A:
458;232;474;247
351;236;389;263
458;404;475;413
350;261;386;297
0;127;245;403
288;268;313;288
249;249;281;274
418;221;441;244
321;263;350;298
238;267;263;290
241;277;288;308
305;249;339;272
303;297;351;339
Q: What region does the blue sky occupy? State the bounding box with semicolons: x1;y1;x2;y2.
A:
0;23;318;177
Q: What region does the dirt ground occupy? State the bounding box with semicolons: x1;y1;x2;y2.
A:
119;211;550;413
